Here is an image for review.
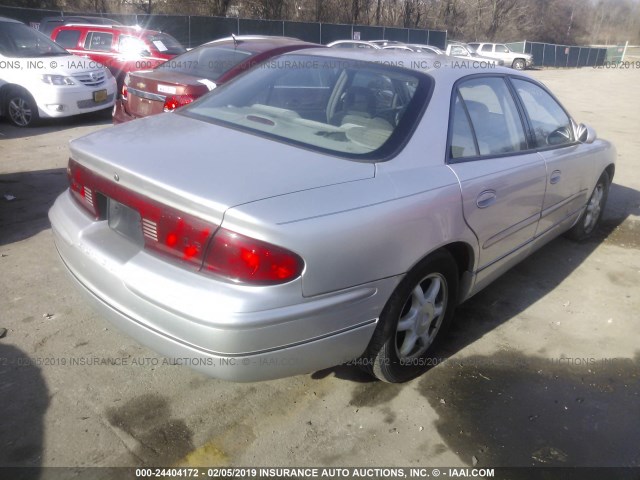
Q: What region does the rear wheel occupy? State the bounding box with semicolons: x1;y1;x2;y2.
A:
566;170;610;241
6;88;39;127
512;58;526;70
362;250;458;383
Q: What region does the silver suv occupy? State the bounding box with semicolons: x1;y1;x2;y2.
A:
468;42;533;70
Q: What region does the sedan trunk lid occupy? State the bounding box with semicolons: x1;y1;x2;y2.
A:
69;113;375;225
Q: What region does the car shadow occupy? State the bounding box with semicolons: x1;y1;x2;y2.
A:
0;168;68;246
313;181;640;383
313;182;640;466
0;343;50;476
0;109;112;140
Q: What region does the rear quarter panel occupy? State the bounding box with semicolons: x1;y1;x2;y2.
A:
223;166;477;297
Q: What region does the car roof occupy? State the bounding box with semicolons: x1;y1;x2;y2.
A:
0;16;22;24
40;15;120;23
280;47;518;80
204;35;320;52
53;24;162;35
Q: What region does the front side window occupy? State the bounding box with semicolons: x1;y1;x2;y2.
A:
496;44;509;53
450;46;468;56
512;79;574;147
84;31;113;51
54;29;81;49
456;77;528;156
183;55;430;159
118;35;150;56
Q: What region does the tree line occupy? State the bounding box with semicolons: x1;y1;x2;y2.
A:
7;0;640;44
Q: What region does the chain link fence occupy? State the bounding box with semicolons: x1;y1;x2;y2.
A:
0;4;447;49
506;40;608;68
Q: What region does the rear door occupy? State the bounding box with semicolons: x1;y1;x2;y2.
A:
447;76;547;274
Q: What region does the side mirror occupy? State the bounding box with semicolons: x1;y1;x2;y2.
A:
577;123;597;144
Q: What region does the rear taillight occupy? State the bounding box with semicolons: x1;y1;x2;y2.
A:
121;83;128;101
67;159;215;268
203;228;304;285
67;160;101;219
66;159;304;284
163;94;195;112
137;201;214;269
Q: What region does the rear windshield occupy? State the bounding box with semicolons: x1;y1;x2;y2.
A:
0;22;69;58
156;45;253;81
144;33;185;55
182;55;431;160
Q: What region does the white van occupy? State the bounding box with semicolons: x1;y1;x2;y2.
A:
0;16;117;127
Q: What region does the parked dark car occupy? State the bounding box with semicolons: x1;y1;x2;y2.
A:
37;16;122;36
113;35;322;123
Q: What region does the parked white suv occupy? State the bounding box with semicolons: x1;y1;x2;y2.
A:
0;16;117;127
445;42;504;66
468;42;533;70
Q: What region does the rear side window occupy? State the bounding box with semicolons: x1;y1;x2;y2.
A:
450;94;478;159
496;45;509;53
84;31;113;51
481;44;493;52
512;79;574;147
455;77;528;157
54;29;81;49
144;33;185;55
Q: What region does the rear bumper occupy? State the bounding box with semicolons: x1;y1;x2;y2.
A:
49;191;398;381
112;99;136;124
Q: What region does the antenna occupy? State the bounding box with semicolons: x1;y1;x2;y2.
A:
232;33;238;47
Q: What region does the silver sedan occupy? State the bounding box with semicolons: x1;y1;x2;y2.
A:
49;50;615;383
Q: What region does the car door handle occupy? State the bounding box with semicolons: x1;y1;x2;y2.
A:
550;170;562;184
476;190;497;208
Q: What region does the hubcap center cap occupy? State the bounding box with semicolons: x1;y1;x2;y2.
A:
417;303;435;334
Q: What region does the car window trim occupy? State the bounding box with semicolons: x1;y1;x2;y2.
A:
445;73;534;165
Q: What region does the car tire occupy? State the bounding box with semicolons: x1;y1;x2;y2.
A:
512;58;526;70
362;250;458;383
6;88;40;127
566;170;610;241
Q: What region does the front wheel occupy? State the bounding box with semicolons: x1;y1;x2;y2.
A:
512;58;526;70
566;170;610;241
362;250;458;383
6;88;39;127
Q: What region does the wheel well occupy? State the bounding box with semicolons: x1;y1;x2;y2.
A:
441;242;474;278
0;84;23;116
605;164;615;183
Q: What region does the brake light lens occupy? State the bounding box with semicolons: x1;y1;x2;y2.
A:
121;83;128;101
203;228;304;285
67;160;100;219
163;94;195;112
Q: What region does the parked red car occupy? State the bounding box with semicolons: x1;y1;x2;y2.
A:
50;24;185;88
112;36;321;123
